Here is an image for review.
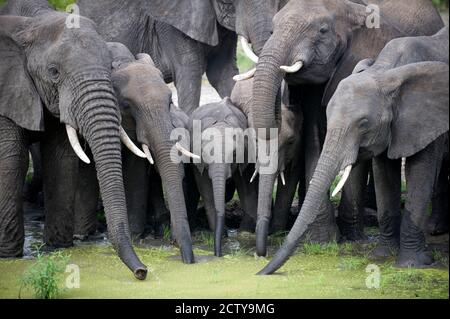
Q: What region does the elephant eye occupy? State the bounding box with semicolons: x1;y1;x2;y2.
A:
319;24;330;34
48;65;60;82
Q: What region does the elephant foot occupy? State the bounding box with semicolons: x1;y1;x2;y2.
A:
427;212;449;236
304;219;339;243
0;245;23;258
395;249;434;268
371;242;399;259
337;218;367;242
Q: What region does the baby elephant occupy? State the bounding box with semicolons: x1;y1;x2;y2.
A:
188;98;257;257
259;27;449;274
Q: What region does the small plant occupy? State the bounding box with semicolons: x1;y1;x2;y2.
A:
20;246;70;299
432;249;449;267
303;241;339;257
197;232;215;248
162;225;172;243
337;257;368;270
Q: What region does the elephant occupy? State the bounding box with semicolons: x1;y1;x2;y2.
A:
72;42;197;263
259;26;449;273
244;0;444;246
0;0;147;279
231;79;303;256
187;97;258;257
77;0;288;116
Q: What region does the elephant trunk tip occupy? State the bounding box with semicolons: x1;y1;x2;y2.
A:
255;220;269;257
214;216;225;257
133;267;148;281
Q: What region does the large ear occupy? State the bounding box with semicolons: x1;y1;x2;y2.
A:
387;62;449;159
211;0;236;32
0;16;44;131
146;0;219;46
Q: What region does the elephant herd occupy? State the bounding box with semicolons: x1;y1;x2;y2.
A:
0;0;448;280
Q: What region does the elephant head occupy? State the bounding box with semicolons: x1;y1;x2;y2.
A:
189;98;248;257
259;61;449;274
107;43;195;264
250;0;369;131
145;0;287;57
0;14;147;279
232;79;302;256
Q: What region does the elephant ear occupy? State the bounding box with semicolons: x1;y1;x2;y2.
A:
211;0;236;31
0;16;44;131
147;0;219;46
353;58;375;74
387;62;449;159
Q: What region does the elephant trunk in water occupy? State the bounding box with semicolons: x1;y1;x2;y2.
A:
209;163;227;257
258;129;353;275
150;126;194;264
256;172;277;257
73;78;147;280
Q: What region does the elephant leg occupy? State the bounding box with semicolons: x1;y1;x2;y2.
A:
193;169;216;231
272;161;302;233
147;167;170;237
74;155;99;239
41;120;78;248
302;86;338;242
234;168;258;232
396;137;446;268
206;26;239;98
337;160;370;241
23;143;43;205
0;117;28;257
371;155;402;258
428;157;449;235
122;148;149;239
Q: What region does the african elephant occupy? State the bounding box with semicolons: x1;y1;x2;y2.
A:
187;98;257;256
0;0;147;279
260;27;449;273
245;0;444;245
231;79;303;256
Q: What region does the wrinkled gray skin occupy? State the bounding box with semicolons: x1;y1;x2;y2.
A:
260;27;449;274
77;0;287;116
73;43;195;263
0;0;146;279
188;98;257;256
231;79;303;256
250;0;444;263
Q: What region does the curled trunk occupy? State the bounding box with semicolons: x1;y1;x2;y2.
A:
258;129;347;275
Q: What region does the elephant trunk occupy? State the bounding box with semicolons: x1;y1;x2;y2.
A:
256;172;277;257
76;82;147;280
209;163;227;257
258;129;349;275
151;131;194;264
252;36;289;132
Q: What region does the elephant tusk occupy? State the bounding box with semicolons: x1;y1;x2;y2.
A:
119;127;147;158
280;171;286;186
66;125;91;164
240;36;259;63
175;142;201;160
331;165;352;198
142;144;154;165
280;61;303;74
233;68;256;82
250;169;259;184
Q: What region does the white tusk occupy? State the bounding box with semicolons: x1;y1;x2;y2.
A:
280;61;303;74
175;142;201;160
240;37;259;63
119;127;147;158
250;169;259;183
280;171;286;186
142;144;154;165
66;125;91;164
331;165;352;198
233;68;256;82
